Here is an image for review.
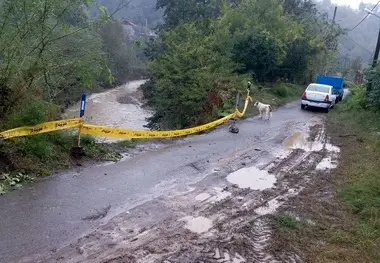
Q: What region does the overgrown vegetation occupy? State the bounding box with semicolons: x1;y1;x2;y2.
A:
142;0;342;130
0;172;34;195
0;0;148;185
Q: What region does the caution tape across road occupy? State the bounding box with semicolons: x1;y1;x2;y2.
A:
80;95;253;139
0;119;82;140
0;93;253;140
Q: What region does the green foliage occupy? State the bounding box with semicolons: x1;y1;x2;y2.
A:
98;21;140;86
365;66;380;109
147;22;236;128
344;84;366;110
276;214;299;229
4;101;60;129
0;172;34;194
340;175;380;217
0;0;149;176
143;0;342;129
156;0;223;29
0;0;108;114
232;32;279;81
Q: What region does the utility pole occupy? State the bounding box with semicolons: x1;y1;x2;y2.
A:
324;6;338;75
333;6;337;24
367;28;380;92
372;28;380;69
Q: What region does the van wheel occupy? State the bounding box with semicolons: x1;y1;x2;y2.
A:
339;96;343;101
324;107;330;113
335;97;339;103
301;104;306;110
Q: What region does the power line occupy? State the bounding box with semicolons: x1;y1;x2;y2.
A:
347;0;380;32
344;35;373;54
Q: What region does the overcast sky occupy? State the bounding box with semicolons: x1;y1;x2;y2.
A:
330;0;378;9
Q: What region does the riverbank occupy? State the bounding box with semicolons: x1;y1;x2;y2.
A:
0;80;153;194
268;99;380;262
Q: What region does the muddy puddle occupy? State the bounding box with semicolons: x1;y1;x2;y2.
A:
180;216;213;234
316;156;338;170
283;131;340;153
226;166;276;190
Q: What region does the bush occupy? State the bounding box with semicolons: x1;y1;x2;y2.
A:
366;66;380;109
345;84;366;110
276;214;298;229
273;86;289;98
4;100;60;129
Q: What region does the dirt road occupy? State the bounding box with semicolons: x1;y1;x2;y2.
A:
0;100;339;263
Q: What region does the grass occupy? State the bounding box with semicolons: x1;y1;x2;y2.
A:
0;132;144;194
321;102;380;262
276;214;299;229
327;103;380;261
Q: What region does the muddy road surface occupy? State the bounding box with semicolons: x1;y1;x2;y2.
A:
0;101;339;263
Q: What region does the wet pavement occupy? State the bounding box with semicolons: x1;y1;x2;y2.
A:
0;86;345;263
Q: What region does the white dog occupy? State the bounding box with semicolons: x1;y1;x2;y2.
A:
254;101;273;120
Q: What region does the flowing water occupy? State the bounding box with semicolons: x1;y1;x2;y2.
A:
64;80;153;142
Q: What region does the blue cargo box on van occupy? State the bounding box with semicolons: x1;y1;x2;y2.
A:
316;75;344;102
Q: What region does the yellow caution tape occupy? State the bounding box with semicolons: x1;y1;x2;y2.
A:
234;95;253;118
80;114;234;139
0;91;253;140
80;94;254;139
0;119;82;140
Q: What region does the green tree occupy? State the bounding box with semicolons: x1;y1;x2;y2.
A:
232;32;279;82
143;0;343;129
146;22;235;128
0;0;111;120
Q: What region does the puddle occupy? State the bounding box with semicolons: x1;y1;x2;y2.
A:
283;131;340;153
283;132;308;148
180;216;213;234
316;157;337;170
226;166;276;190
283;132;323;151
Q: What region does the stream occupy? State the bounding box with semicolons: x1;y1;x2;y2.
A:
63;79;153;142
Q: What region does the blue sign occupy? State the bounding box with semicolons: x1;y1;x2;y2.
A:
80;93;87;118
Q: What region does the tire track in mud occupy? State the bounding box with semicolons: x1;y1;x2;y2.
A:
160;138;326;263
26;123;338;263
189;125;329;263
